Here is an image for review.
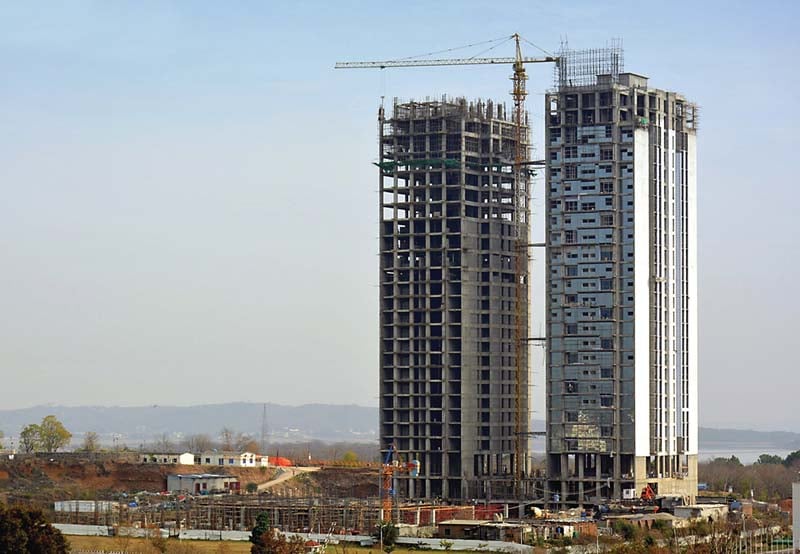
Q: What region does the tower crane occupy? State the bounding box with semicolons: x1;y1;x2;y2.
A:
337;34;557;497
380;444;420;523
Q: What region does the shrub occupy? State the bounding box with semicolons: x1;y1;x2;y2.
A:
612;520;640;541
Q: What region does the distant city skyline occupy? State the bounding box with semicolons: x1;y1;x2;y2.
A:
0;1;797;432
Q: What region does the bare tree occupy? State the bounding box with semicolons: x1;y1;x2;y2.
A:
239;437;261;454
184;433;213;453
81;431;100;452
219;427;235;450
154;433;174;452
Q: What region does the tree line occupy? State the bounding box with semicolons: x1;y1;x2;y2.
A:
698;451;800;501
3;415;378;462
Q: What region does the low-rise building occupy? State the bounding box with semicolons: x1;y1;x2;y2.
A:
195;451;260;467
140;452;195;465
436;520;534;543
530;519;598;541
166;473;240;494
437;519;491;540
673;504;727;522
603;513;684;530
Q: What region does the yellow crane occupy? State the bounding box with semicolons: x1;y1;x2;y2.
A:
336;34;556;495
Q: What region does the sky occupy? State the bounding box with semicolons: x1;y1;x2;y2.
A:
0;1;797;431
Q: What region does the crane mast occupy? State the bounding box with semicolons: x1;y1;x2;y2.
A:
511;34;529;496
337;34;556;498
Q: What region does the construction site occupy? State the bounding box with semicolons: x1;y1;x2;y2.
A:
337;31;700;510
2;453;557;545
6;451;791;553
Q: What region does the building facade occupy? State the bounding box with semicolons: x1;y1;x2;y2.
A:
195;451;263;467
545;64;698;505
379;97;529;500
140;452;195;465
166;473;240;494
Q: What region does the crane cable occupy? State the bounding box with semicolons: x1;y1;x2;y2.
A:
394;34;513;62
466;35;516;61
519;34;555;57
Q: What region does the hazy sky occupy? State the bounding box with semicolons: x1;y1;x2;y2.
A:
1;1;797;431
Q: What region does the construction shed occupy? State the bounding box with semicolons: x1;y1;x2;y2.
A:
140;452;195;465
436;519;532;542
166;473;240;494
673;504;727;522
436;519;491;540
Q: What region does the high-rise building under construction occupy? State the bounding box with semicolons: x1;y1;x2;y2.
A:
378;97;529;500
545;49;699;505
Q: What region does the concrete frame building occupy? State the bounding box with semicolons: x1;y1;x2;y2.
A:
545;50;699;505
378;97;529;500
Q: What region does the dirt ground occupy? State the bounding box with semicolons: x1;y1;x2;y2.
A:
264;467;379;498
0;456;280;503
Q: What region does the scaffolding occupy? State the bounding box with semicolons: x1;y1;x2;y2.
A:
46;496;536;533
49;496;383;534
554;41;624;89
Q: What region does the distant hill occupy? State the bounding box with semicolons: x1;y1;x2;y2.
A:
699;427;800;450
0;402;376;445
1;403;798;451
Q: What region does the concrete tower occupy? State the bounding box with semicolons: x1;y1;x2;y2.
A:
545;49;699;506
378;97;529;501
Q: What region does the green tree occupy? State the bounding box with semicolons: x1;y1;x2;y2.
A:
612;520;640;541
0;429;4;449
784;450;800;468
250;513;304;554
250;512;271;552
38;415;72;452
756;453;784;465
341;451;359;463
0;504;69;553
20;424;41;453
374;522;398;547
246;482;258;494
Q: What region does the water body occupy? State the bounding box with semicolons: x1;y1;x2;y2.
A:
531;438;795;466
699;447;795;465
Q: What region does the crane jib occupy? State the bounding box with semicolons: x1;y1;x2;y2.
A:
334;56;558;69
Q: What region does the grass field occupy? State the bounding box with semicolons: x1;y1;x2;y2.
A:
68;535;251;553
66;535;432;554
